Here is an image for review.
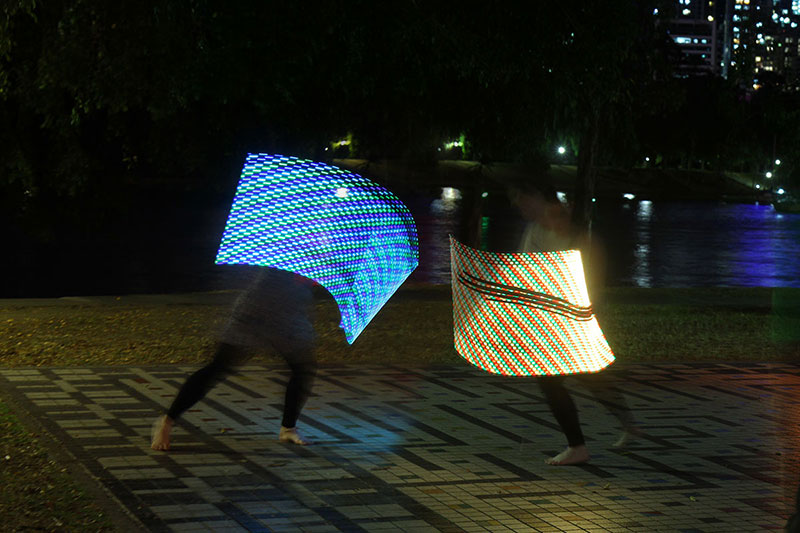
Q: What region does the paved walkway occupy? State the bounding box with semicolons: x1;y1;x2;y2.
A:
1;363;798;532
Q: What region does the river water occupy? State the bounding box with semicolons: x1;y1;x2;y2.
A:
12;186;800;298
406;188;800;288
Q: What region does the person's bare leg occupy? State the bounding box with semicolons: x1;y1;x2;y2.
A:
151;415;174;451
546;444;590;465
539;376;588;465
579;371;640;449
150;343;243;452
278;426;312;445
278;356;316;446
611;426;642;448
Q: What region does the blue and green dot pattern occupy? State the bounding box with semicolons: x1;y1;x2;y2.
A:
216;154;419;343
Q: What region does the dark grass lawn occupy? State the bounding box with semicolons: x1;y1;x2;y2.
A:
1;286;798;367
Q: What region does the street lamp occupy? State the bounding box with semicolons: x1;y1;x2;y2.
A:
775;159;781;165
766;171;773;178
557;146;566;155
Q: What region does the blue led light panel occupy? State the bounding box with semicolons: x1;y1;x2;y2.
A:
216;154;419;343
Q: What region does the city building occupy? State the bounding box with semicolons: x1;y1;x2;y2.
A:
669;0;800;90
668;0;721;76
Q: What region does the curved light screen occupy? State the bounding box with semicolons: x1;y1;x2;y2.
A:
451;236;614;376
216;154;419;343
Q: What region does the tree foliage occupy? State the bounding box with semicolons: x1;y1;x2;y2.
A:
2;0;800;232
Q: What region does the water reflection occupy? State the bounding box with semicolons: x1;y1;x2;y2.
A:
411;196;800;288
408;187;463;284
600;202;800;287
430;187;461;214
632;201;653;287
726;205;800;287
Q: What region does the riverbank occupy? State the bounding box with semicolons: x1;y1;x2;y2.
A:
1;286;798;367
334;159;765;203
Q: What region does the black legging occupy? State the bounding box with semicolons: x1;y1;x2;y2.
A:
538;372;634;447
166;342;317;428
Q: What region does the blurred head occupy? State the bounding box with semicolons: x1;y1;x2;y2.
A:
511;181;560;222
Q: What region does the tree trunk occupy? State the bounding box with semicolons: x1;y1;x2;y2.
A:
571;110;600;238
462;174;485;248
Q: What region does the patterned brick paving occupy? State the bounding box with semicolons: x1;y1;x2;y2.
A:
1;363;798;532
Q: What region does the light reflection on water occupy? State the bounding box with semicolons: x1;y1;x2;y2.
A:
632;200;653;288
409;191;800;288
406;188;463;284
601;202;800;288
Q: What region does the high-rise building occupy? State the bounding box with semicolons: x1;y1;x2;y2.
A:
669;0;721;75
752;0;800;90
671;0;800;89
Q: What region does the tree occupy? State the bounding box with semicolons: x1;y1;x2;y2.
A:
542;0;676;235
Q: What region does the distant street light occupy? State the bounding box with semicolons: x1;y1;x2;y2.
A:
777;188;786;195
775;159;781;165
766;171;773;178
557;146;566;155
756;184;761;189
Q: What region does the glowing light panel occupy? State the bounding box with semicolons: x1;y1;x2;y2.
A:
216;154;419;343
450;236;614;376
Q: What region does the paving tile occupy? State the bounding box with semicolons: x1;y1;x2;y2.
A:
1;363;798;531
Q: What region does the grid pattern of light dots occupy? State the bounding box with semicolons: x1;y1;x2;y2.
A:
216;154;419;343
450;236;614;376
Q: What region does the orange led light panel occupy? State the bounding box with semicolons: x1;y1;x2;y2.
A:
450;236;614;376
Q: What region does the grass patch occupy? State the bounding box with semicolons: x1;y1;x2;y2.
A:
0;400;112;531
0;286;798;367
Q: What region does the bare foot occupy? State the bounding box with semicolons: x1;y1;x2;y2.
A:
279;426;311;445
546;445;590;465
611;427;642;449
151;415;174;451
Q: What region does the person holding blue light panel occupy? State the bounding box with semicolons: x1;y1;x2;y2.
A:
152;153;418;451
151;267;317;450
